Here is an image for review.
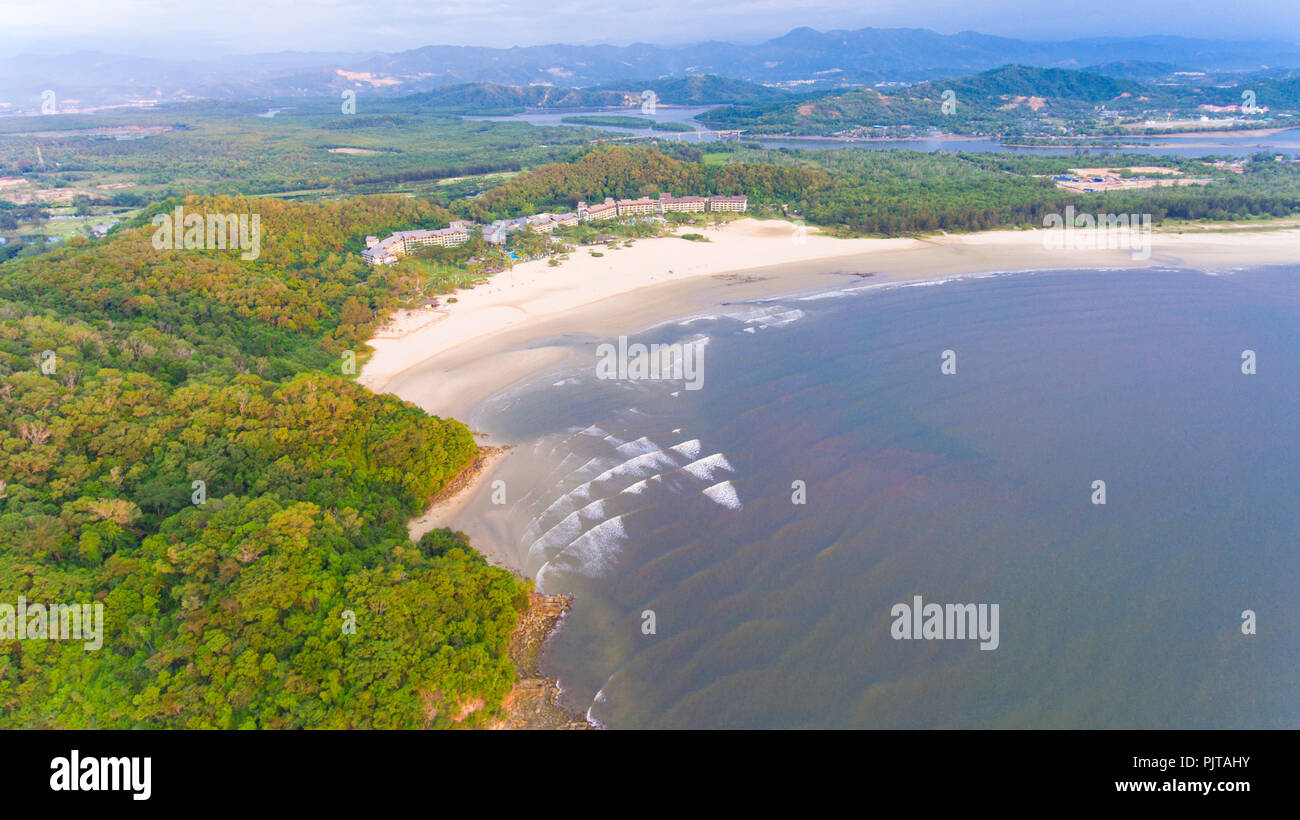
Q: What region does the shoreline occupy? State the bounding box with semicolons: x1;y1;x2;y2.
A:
494;593;592;730
362;217;1300;411
373;217;1297;726
407;443;510;542
371;216;1300;572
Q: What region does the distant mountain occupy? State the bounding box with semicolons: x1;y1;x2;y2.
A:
336;28;1300;91
1082;61;1186;82
701;66;1138;133
700;64;1296;136
396;83;631;114
589;76;794;106
909;65;1145;103
392;75;791;115
4;27;1300;112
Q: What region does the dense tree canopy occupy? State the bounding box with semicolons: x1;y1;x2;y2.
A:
0;195;528;728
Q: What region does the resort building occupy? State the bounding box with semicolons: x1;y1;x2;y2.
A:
483;212;580;245
361;221;470;265
577;193;744;220
579;198;619;221
708;195;748;212
616;196;659;216
363;193;749;262
527;213;565;233
483;218;525;245
658;193;708;213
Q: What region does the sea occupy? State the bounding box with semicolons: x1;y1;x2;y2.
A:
455;265;1300;728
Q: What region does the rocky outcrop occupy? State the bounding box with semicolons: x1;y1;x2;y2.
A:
495;593;593;730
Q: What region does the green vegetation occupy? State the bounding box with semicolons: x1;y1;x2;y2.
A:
648;121;698;132
399;83;632;115
589;75;794;106
559;115;696;132
399;75;790;115
0;100;606;203
561;115;659;129
436;143;1300;237
455;144;831;222
701;65;1300;138
0;194;529;728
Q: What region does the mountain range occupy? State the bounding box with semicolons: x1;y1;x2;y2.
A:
4;27;1300;112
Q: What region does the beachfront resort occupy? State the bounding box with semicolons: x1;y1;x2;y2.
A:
361;193;747;265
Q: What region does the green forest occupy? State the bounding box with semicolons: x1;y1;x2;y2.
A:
445;143;1300;234
0;194;530;728
701;65;1300;137
0;102;606;202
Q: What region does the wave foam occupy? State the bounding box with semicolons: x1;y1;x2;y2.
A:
702;480;743;510
537;515;628;584
681;452;736;482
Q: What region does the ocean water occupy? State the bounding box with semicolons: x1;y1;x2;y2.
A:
463;266;1300;728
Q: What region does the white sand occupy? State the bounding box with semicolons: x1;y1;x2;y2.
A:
361;219;916;392
361;218;1300;415
365;217;1298;571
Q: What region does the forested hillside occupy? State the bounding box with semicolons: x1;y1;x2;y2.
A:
455;145;834;221
397;75;789;115
0;104;605;203
449;144;1300;234
701;65;1300;136
0;195;528;728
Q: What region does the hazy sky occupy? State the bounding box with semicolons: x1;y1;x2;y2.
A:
2;0;1298;58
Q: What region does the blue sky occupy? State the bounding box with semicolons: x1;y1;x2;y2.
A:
1;0;1298;58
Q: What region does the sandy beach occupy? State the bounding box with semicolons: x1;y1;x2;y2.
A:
362;217;1299;411
407;445;510;541
364;217;1299;568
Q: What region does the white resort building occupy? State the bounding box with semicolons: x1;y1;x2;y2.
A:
659;193;708;213
577;193;746;220
708;195;748;213
362;221;470;265
360;194;747;262
483;211;581;245
615;196;659;216
578;198;619;221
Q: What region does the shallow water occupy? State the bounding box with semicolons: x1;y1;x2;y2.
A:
457;266;1300;728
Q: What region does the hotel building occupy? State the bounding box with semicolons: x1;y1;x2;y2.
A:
615;196;659;216
708;195;748;213
578;198;619;221
658;193;708;213
362;221;470;265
